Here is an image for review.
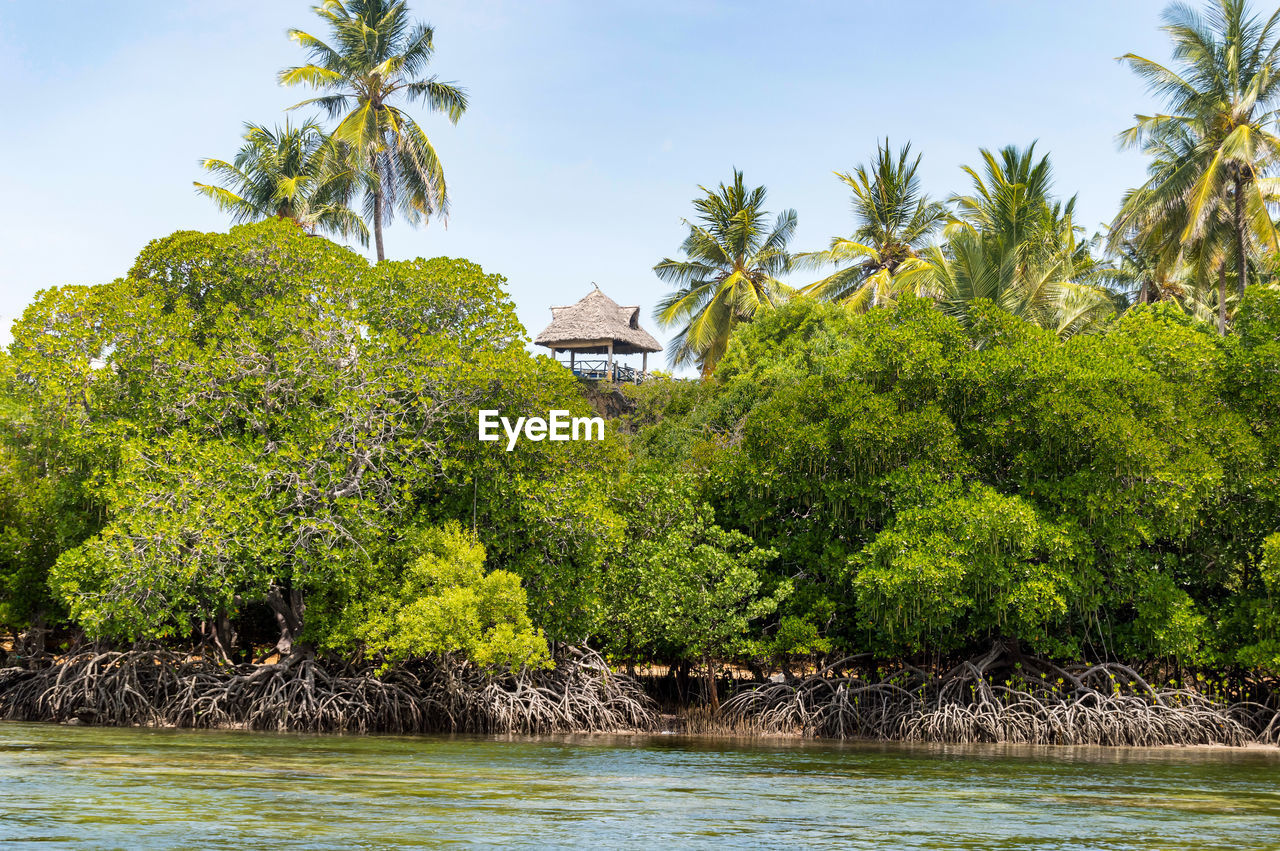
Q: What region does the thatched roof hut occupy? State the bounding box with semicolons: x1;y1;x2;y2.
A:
534;285;662;380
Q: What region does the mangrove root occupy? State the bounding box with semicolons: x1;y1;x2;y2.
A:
0;646;657;735
723;654;1277;746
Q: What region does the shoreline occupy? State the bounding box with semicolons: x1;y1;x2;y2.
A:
5;717;1280;759
3;649;1276;749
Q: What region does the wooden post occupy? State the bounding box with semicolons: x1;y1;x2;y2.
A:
607;340;614;381
569;350;575;372
642;352;648;377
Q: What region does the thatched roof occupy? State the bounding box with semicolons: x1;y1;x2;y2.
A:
534;285;663;355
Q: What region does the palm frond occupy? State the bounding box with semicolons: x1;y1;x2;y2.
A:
652;170;795;374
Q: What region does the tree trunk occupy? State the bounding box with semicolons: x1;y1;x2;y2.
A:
1218;264;1228;337
703;655;720;715
780;654;797;683
209;607;237;663
675;660;691;706
266;583;305;657
18;613;47;658
372;154;386;263
1235;173;1248;300
373;190;385;263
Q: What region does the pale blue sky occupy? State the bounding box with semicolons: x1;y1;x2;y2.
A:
0;1;1173;367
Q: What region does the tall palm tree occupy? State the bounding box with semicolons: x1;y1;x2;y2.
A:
1113;110;1247;333
929;145;1121;336
924;230;1122;338
280;0;468;261
795;140;947;310
194;120;368;243
1115;0;1280;302
654;170;796;376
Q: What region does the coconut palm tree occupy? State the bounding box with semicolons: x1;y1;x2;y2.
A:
280;0;468;261
194;120;368;243
950;144;1069;259
924;230;1121;338
1111;123;1202;287
1112;113;1248;333
1102;229;1225;330
794;140;947;310
654;170;796;376
929;144;1121;336
1105;230;1166;306
1115;0;1280;301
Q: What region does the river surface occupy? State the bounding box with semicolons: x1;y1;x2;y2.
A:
2;723;1279;849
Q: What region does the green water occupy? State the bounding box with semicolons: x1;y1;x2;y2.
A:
2;723;1279;849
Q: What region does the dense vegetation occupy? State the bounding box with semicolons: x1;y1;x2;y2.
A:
627;293;1280;674
2;219;1278;713
1;0;1278;740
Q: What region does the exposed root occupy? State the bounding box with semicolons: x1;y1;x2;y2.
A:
0;646;657;735
4;646;1273;746
723;652;1279;746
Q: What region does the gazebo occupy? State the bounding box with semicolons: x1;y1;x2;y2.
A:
534;285;663;382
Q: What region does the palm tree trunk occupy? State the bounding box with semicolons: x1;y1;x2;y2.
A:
373;191;385;262
1218;264;1227;336
1235;172;1247;300
371;154;386;263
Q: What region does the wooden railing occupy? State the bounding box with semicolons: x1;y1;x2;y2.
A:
564;359;654;383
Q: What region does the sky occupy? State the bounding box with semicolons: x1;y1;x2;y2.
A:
0;0;1174;369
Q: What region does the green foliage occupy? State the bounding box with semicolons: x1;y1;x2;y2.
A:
1129;571;1210;665
50;435;262;640
1229;285;1280;436
194;120;368;243
0;313;107;636
795;139;946;309
1227;287;1280;672
346;523;548;672
280;0;468;259
599;471;783;667
653;169;796;375
11;216;1276;677
1236;534;1280;674
8;220;612;658
630;292;1276;666
698;298;974;647
0;367;78;633
851;483;1087;656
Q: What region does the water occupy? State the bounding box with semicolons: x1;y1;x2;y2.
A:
2;723;1278;849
